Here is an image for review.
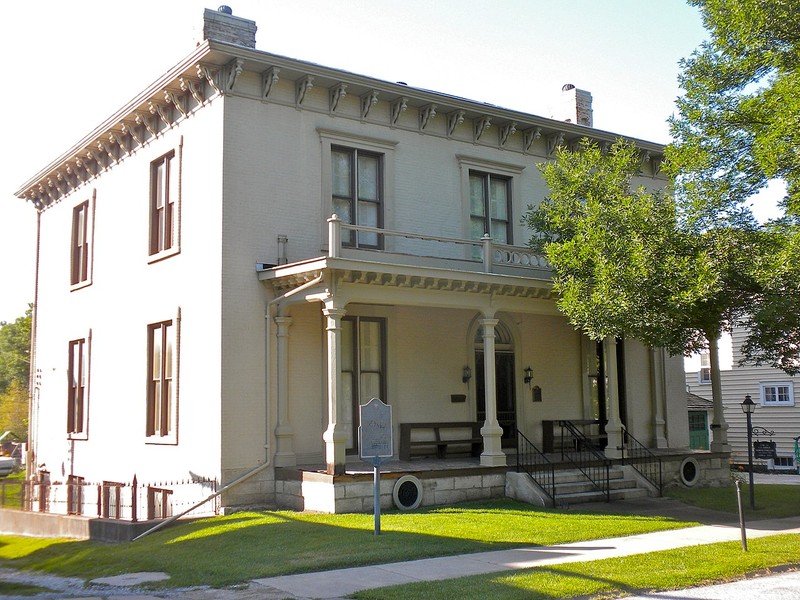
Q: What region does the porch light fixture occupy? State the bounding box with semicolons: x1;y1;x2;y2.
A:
523;367;533;385
741;394;757;509
462;366;472;383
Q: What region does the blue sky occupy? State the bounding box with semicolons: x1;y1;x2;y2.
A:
1;0;717;322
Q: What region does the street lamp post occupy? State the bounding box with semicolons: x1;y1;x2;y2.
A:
741;394;757;510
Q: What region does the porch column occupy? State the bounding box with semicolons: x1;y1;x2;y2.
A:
603;336;623;459
322;304;348;475
650;348;668;448
479;318;506;467
708;335;731;452
273;315;296;467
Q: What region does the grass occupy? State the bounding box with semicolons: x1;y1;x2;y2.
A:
665;481;800;519
353;534;800;599
0;482;796;592
0;581;53;596
0;499;694;588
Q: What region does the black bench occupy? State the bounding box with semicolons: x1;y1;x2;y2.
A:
399;422;482;461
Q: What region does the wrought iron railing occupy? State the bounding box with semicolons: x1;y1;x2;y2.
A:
0;475;219;520
515;429;555;506
621;427;663;495
559;420;610;501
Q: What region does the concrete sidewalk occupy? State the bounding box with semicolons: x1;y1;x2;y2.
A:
251;514;800;599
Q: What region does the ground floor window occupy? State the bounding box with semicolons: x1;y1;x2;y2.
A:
102;481;124;519
342;316;386;451
66;475;84;515
147;486;173;519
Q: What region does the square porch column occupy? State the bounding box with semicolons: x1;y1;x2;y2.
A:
273;315;296;467
603;336;623;459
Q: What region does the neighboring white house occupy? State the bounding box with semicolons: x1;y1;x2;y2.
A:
686;328;800;471
15;8;705;516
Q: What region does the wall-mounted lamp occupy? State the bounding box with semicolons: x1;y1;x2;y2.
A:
523;366;533;385
462;366;472;383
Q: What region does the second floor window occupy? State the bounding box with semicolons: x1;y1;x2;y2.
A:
150;151;176;256
147;320;176;438
761;382;794;406
332;146;383;248
71;200;91;285
67;337;89;436
699;352;711;384
469;171;511;245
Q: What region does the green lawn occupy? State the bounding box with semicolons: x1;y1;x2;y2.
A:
0;499;694;588
665;481;800;519
0;483;796;592
353;534;800;600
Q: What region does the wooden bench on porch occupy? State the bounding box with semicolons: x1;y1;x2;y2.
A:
399;422;483;461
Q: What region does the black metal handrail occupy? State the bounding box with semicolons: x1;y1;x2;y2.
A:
559;420;610;501
515;429;555;506
621;426;662;495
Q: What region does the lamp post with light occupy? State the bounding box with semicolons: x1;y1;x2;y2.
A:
741;394;757;509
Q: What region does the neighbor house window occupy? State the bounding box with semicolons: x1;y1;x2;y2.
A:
149;150;178;256
101;481;124;519
147;486;173;519
699;352;711;384
67;336;90;437
147;319;177;440
760;382;794;406
332;146;383;248
70;194;95;288
469;171;511;245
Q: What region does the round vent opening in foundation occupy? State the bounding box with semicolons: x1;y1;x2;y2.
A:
392;475;423;510
680;457;700;487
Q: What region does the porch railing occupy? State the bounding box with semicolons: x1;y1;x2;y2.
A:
327;215;550;274
515;429;555;506
559;420;610;501
621;426;663;495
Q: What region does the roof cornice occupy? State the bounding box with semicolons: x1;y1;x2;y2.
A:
16;38;666;210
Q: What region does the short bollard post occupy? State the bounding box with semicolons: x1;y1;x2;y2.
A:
735;478;747;551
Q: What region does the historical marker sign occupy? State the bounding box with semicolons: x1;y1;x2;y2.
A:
359;398;393;461
753;440;777;460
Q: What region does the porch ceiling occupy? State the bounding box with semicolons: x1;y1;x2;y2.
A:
258;256;555;303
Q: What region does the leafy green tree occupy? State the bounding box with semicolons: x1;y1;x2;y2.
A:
0;381;28;440
525;138;760;450
667;0;800;371
0;307;31;394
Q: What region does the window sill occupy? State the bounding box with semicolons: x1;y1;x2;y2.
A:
147;247;180;265
70;279;93;292
67;432;88;441
145;435;178;446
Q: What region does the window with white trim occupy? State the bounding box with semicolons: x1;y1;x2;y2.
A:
70;192;95;289
332;146;383;248
699;352;711;384
469;171;512;245
67;334;90;438
760;381;794;406
146;314;179;442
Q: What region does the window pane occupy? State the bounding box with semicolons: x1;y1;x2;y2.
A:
333;198;352;224
357;154;379;201
359;321;382;371
164;323;174;379
357;201;378;246
332;150;352;197
471;217;487;240
490;179;508;219
360;373;381;404
152;329;161;380
341;320;354;371
470;175;485;216
491;219;508;244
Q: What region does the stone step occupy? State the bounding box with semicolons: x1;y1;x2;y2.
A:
554;476;640;496
556;483;649;505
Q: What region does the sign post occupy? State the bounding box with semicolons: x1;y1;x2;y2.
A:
359;398;393;536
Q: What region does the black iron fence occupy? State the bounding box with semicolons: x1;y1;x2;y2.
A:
0;474;219;521
621;427;663;494
559;420;610;501
515;428;555;506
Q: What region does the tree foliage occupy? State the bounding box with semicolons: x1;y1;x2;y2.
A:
666;0;800;373
525;138;757;356
0;307;31;394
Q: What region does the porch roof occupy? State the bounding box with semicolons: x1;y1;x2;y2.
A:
258;255;555;302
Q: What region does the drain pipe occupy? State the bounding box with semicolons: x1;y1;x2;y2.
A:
133;273;325;542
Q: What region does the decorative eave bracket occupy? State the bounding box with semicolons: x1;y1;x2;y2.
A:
473;115;491;143
360;90;379;120
419;104;437;131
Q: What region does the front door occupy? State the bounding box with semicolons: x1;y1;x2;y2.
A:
688;411;709;450
475;351;517;447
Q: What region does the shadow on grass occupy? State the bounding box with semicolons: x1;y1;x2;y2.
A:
0;499;699;589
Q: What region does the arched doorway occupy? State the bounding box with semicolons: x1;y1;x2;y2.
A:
475;321;517;447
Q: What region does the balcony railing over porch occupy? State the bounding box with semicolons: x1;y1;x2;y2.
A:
327;215;551;277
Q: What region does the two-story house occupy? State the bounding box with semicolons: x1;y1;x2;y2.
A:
15;8;718;517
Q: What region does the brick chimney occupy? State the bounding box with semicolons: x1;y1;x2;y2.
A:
202;6;257;48
553;84;593;127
